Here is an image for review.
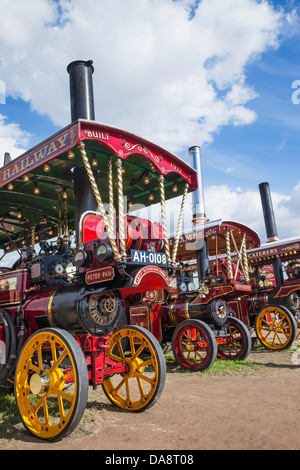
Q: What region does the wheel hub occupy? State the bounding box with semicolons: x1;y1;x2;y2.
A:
29;371;50;396
125;357;143;378
186;341;195;352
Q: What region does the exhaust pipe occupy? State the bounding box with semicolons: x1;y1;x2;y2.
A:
258;182;284;286
67;60;97;246
189;146;209;280
189;146;207;224
67;60;95;122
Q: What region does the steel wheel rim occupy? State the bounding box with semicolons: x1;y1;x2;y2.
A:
15;331;79;440
103;328;161;411
256;307;294;350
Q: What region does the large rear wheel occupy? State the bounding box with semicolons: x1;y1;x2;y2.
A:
102;326;166;412
171;319;217;371
255;305;297;350
15;328;89;441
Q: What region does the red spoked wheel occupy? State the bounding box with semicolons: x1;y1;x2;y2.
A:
217;317;252;360
171;319;217;371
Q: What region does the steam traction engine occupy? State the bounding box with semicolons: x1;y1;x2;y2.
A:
0;60;198;440
235;182;300;350
125;147;260;371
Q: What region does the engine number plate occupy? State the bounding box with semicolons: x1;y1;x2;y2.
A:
131;249;168;266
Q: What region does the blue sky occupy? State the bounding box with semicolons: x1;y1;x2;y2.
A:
202;28;300;193
0;0;300;243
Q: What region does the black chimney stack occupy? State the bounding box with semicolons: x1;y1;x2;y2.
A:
67;60;95;122
259;182;284;286
67;60;97;246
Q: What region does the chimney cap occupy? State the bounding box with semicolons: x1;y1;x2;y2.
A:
67;60;94;74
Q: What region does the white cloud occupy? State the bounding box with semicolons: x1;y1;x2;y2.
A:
202;182;300;243
0;114;31;160
0;0;292;155
158;180;300;246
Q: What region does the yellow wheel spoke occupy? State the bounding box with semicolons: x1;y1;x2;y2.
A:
32;397;44;414
50;339;58;363
114;376;126;394
49;350;68;373
28;361;40;374
52;387;74;403
131;342;145;361
125;378;131;401
42;397;50;426
37;344;43;369
136;371;153;385
136;376;144;397
57;395;65;419
63;371;75;382
140;358;153;368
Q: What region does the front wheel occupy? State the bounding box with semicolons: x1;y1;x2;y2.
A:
14;328;89;441
255;304;297;350
171;319;217;371
102;325;166;412
217;317;252;360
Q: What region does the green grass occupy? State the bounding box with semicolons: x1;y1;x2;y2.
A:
0;388;19;438
164;354;264;375
0;389;17;421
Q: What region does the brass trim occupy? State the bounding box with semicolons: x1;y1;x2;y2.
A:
47;287;59;327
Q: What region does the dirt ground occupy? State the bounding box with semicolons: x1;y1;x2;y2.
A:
1;347;299;451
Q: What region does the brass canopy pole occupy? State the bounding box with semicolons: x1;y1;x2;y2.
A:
171;183;189;264
159;175;171;264
225;229;233;280
116;158;127;261
107;155;114;230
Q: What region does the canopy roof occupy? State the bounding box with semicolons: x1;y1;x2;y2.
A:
247;235;300;266
0;119;198;251
169;219;261;261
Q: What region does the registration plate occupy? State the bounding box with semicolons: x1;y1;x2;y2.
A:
131;249;168;266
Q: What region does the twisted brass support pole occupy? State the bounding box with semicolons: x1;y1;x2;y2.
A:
230;231;249;282
242;234;250;282
225;229;233;280
78;142;121;261
159;175;171;263
107;155;114;229
116;158;127;260
172;183;189;264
